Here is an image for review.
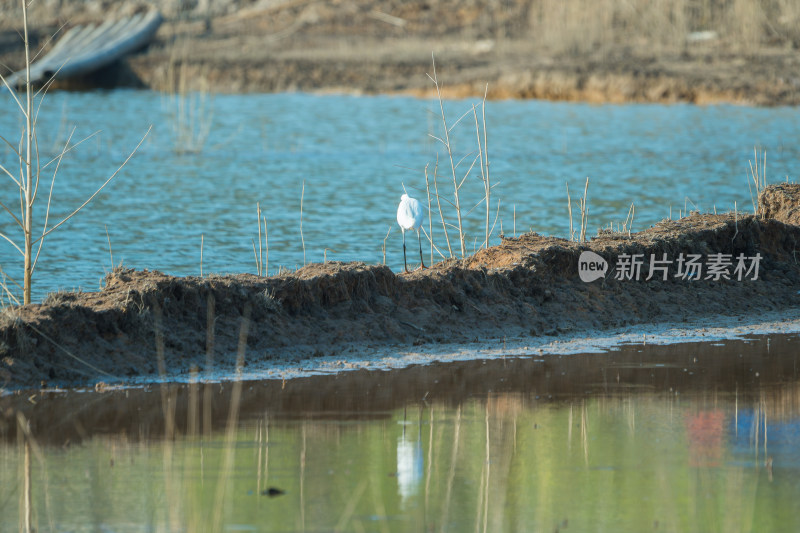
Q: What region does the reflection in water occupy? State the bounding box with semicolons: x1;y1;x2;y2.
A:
2;334;800;531
396;410;424;507
686;409;726;467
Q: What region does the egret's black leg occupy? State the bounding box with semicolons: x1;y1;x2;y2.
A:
402;230;409;273
417;230;426;269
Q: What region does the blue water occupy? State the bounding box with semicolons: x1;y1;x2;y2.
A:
1;90;798;300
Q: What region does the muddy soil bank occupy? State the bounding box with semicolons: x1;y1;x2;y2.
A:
1;1;800;104
2;185;800;391
1;334;794;444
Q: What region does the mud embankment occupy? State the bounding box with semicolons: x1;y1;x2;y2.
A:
1;335;793;444
2;185;800;390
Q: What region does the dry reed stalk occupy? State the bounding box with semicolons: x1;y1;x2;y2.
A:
482;401;491;533
151;303;180;530
624;202;635;238
420;226;447;260
14;412;48;533
0;266;21;306
427;54;466;258
15;413;33;533
188;366;199;437
257;202;263;275
252;202;269;276
333;479;369;531
472;85;492;249
165;37;213;154
151;300;176;439
382;226;391;265
300;180;306;266
211;303;251;531
264;215;269;276
424;162;434;264
440;404;462;530
22;0;32;307
105;225;113;270
579;177;589;242
431;157;453;257
566;182;574;241
748;147;767;216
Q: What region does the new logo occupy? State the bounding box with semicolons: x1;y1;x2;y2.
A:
578;251;608;282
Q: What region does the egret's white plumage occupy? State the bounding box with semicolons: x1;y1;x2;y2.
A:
397;194;423;232
397;193;426;272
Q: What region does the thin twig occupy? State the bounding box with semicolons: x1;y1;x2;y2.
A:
300;180;306;266
262;215;269;276
566;182;574;241
382;225;391;265
432;157;452;257
105;224;113;269
256;202;263;276
421;226;447;259
579;177;589;242
424;162;434;265
32;127;77;272
32;125;152;245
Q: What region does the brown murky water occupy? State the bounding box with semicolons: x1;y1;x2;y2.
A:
2;334;800;532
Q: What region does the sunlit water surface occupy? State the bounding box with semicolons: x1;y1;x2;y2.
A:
1;91;798;300
2;335;800;532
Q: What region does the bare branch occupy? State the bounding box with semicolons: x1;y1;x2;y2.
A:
0;198;24;229
0;265;22;305
31;115;41;202
0;230;23;256
34;62;66;115
457;154;480;189
41;130;100;170
420;225;447;260
0;133;23;161
431;156;452;257
427;133;446;146
487;198;501;245
0;72;26;115
32;128;77;271
448;107;474;134
465;197;485;217
33;125;151;245
453;150;476;171
0;160;23;189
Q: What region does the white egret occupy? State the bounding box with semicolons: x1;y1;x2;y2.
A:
396;193;426;273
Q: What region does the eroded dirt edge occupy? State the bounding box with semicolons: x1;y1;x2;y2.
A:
2;185;800;391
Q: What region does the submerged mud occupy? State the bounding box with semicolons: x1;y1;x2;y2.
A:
2;185;800;390
1;333;797;445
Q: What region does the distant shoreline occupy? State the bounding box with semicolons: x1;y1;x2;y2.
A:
1;1;799;105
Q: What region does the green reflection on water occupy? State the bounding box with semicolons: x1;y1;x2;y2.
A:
1;392;797;532
3;335;800;532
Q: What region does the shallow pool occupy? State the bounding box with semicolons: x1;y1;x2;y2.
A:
2;333;799;532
